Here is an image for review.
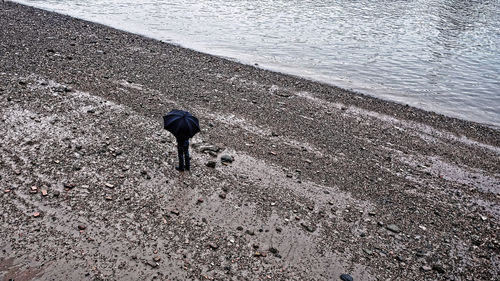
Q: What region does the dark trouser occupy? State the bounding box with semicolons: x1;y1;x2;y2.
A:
177;140;190;169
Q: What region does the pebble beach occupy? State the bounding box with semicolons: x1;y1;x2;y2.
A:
1;2;499;280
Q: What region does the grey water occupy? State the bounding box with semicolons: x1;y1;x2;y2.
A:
14;0;500;127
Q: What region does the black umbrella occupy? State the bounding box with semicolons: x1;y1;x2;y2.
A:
163;110;200;140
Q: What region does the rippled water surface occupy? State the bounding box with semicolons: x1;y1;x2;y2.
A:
15;0;500;127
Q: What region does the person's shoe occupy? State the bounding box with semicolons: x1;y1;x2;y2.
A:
185;166;190;171
175;166;184;171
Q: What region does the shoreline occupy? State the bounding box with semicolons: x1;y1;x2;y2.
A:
1;2;499;280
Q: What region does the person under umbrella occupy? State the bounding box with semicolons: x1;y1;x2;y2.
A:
163;110;200;171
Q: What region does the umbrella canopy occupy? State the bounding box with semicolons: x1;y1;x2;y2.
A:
163;110;200;140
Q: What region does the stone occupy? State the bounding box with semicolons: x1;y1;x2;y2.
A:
63;183;76;189
219;193;226;199
200;145;220;153
104;182;114;189
269;247;278;254
300;222;316;232
245;230;255;236
170;210;180;216
41;189;48;196
146;261;158;268
153;256;161;262
421;265;432;272
386;224;401;233
363;249;373;255
432;264;445;273
197;198;204;204
221;155;234;163
340;274;353;281
53;190;60;197
78;225;86;230
205;161;216;168
33;212;41;217
105;195;113;201
208;243;218;250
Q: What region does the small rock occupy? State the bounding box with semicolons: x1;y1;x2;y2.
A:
386;224;400;233
104;182;114;189
146;261;158;268
197;198;204;204
170;210;180;216
199;145;220;153
33;212;41;217
78;225;86;230
221;155;234;163
205;161;216;168
41;189;48;196
340;274;353;281
153;256;161;262
236;226;243;231
219;193;226;199
105;195;112;201
300;222;316;232
396;256;406;262
208;243;218;250
432;264;445;273
53;190;60;197
245;230;255;236
421;265;432;272
31;186;38;191
269;247;278;254
363;249;373;255
63;183;76;189
415;249;426;257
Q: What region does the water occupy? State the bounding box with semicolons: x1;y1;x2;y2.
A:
14;0;500;127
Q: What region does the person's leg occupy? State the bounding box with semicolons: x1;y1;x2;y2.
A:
184;143;190;170
176;143;184;171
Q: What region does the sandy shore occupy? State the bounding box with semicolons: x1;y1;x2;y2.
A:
1;2;499;280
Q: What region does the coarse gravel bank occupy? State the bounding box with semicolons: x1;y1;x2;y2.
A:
1;2;499;280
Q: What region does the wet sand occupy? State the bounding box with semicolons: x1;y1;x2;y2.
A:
1;2;499;280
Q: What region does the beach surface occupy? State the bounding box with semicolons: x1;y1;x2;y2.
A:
1;2;499;280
